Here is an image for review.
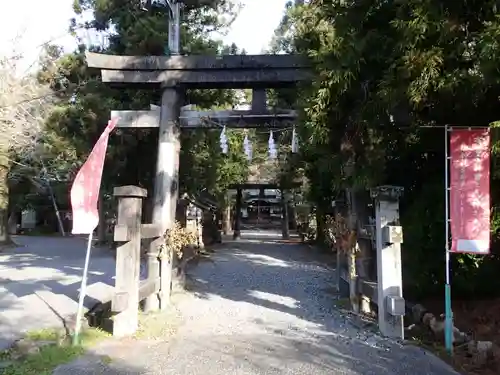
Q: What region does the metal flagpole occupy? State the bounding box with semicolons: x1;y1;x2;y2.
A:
73;232;93;345
444;125;453;355
69;119;117;346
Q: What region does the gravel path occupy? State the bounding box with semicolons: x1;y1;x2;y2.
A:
55;230;459;375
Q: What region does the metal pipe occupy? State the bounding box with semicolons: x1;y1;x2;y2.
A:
73;233;93;345
444;125;453;354
420;125;487;130
179;113;298;120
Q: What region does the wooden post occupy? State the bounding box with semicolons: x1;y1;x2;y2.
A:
112;185;146;337
281;189;290;239
97;190;106;244
233;187;242;239
146;87;183;312
258;187;265;225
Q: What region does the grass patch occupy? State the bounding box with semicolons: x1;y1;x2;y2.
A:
0;328;110;375
24;329;60;342
1;345;84;375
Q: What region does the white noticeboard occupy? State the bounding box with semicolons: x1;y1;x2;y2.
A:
21;209;36;229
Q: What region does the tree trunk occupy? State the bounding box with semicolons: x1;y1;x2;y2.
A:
316;206;326;244
0;154;11;244
7;211;18;235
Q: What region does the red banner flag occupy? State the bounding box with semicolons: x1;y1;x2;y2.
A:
450;128;490;254
70;119;117;234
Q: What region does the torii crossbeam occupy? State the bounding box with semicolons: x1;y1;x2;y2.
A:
112;107;297;129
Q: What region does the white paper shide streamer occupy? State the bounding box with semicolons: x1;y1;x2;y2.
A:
243;133;252;161
219;127;296;158
268;130;277;160
219;126;228;154
291;126;299;153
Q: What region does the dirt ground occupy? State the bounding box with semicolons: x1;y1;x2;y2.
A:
421;299;500;375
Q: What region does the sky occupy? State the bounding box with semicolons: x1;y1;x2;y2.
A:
0;0;289;72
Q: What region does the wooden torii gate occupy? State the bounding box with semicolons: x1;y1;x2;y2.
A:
86;52;311;312
86;52;407;343
228;182;301;240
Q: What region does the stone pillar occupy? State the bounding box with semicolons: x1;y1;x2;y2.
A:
145;87;182;312
112;186;145;337
233;188;242;239
371;185;405;340
288;193;297;230
346;189;359;313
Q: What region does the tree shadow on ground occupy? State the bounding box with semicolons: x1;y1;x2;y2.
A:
161;330;453;375
0;236;147;349
186;233;342;328
182;230;458;375
52;351;147;375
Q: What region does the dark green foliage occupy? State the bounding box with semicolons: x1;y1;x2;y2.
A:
273;0;500;298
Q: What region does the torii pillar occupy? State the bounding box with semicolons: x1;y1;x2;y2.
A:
152;87;182;228
144;86;183;312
